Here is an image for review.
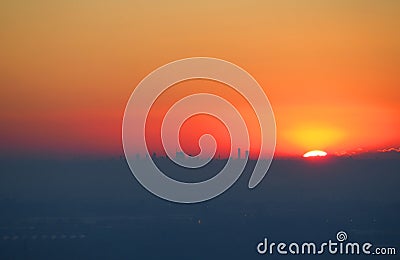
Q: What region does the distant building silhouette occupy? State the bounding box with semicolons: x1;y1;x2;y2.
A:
238;148;241;159
245;150;249;159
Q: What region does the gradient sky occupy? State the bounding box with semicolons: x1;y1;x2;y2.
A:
1;0;399;158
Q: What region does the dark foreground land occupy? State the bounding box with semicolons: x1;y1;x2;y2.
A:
0;157;399;259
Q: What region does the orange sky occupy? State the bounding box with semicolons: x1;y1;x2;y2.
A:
1;1;399;158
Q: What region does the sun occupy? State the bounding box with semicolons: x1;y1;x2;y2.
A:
303;150;327;158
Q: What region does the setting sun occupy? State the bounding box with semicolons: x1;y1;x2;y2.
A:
303;150;328;158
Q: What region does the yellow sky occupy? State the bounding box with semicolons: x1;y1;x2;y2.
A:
1;0;399;157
